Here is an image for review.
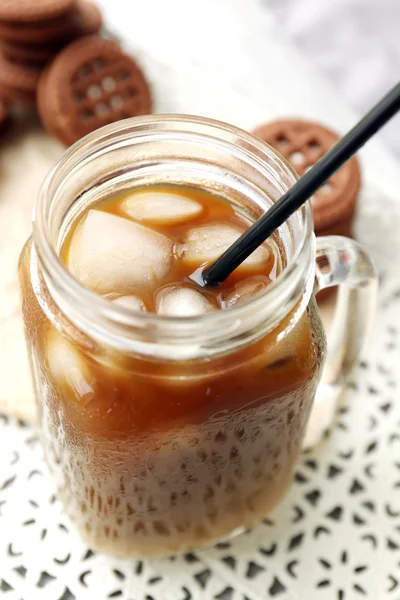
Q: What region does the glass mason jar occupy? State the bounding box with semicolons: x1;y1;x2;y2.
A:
19;116;377;558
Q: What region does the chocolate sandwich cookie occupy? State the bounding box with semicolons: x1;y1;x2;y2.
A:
0;0;74;23
36;65;56;135
252;119;361;234
37;35;152;146
316;214;354;239
0;100;10;133
0;0;102;45
1;40;62;65
0;51;40;103
37;64;67;140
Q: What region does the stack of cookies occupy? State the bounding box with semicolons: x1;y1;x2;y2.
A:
37;35;152;146
0;96;9;131
0;0;102;107
0;0;153;146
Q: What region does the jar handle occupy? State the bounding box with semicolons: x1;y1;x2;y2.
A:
303;235;378;448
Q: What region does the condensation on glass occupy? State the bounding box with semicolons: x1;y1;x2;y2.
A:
19;116;377;557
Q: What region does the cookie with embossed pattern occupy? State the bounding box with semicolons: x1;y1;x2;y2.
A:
252;119;361;234
37;35;152;146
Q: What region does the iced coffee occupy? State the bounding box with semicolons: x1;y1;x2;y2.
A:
19;184;325;557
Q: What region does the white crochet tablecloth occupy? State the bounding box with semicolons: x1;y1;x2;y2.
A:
1;2;400;599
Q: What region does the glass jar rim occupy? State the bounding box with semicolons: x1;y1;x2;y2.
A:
33;114;315;355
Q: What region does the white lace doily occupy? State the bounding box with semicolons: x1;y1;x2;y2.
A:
1;184;399;600
2;3;400;595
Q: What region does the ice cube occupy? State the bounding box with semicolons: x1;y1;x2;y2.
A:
121;191;203;225
220;277;270;309
46;329;94;404
67;210;173;294
178;223;269;269
157;286;216;317
112;295;147;312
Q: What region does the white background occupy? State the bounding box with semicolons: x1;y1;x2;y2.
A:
268;0;400;157
96;0;400;192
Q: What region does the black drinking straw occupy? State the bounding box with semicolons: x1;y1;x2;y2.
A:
201;82;400;287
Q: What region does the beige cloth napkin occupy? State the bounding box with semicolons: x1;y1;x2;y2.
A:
0;111;64;422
